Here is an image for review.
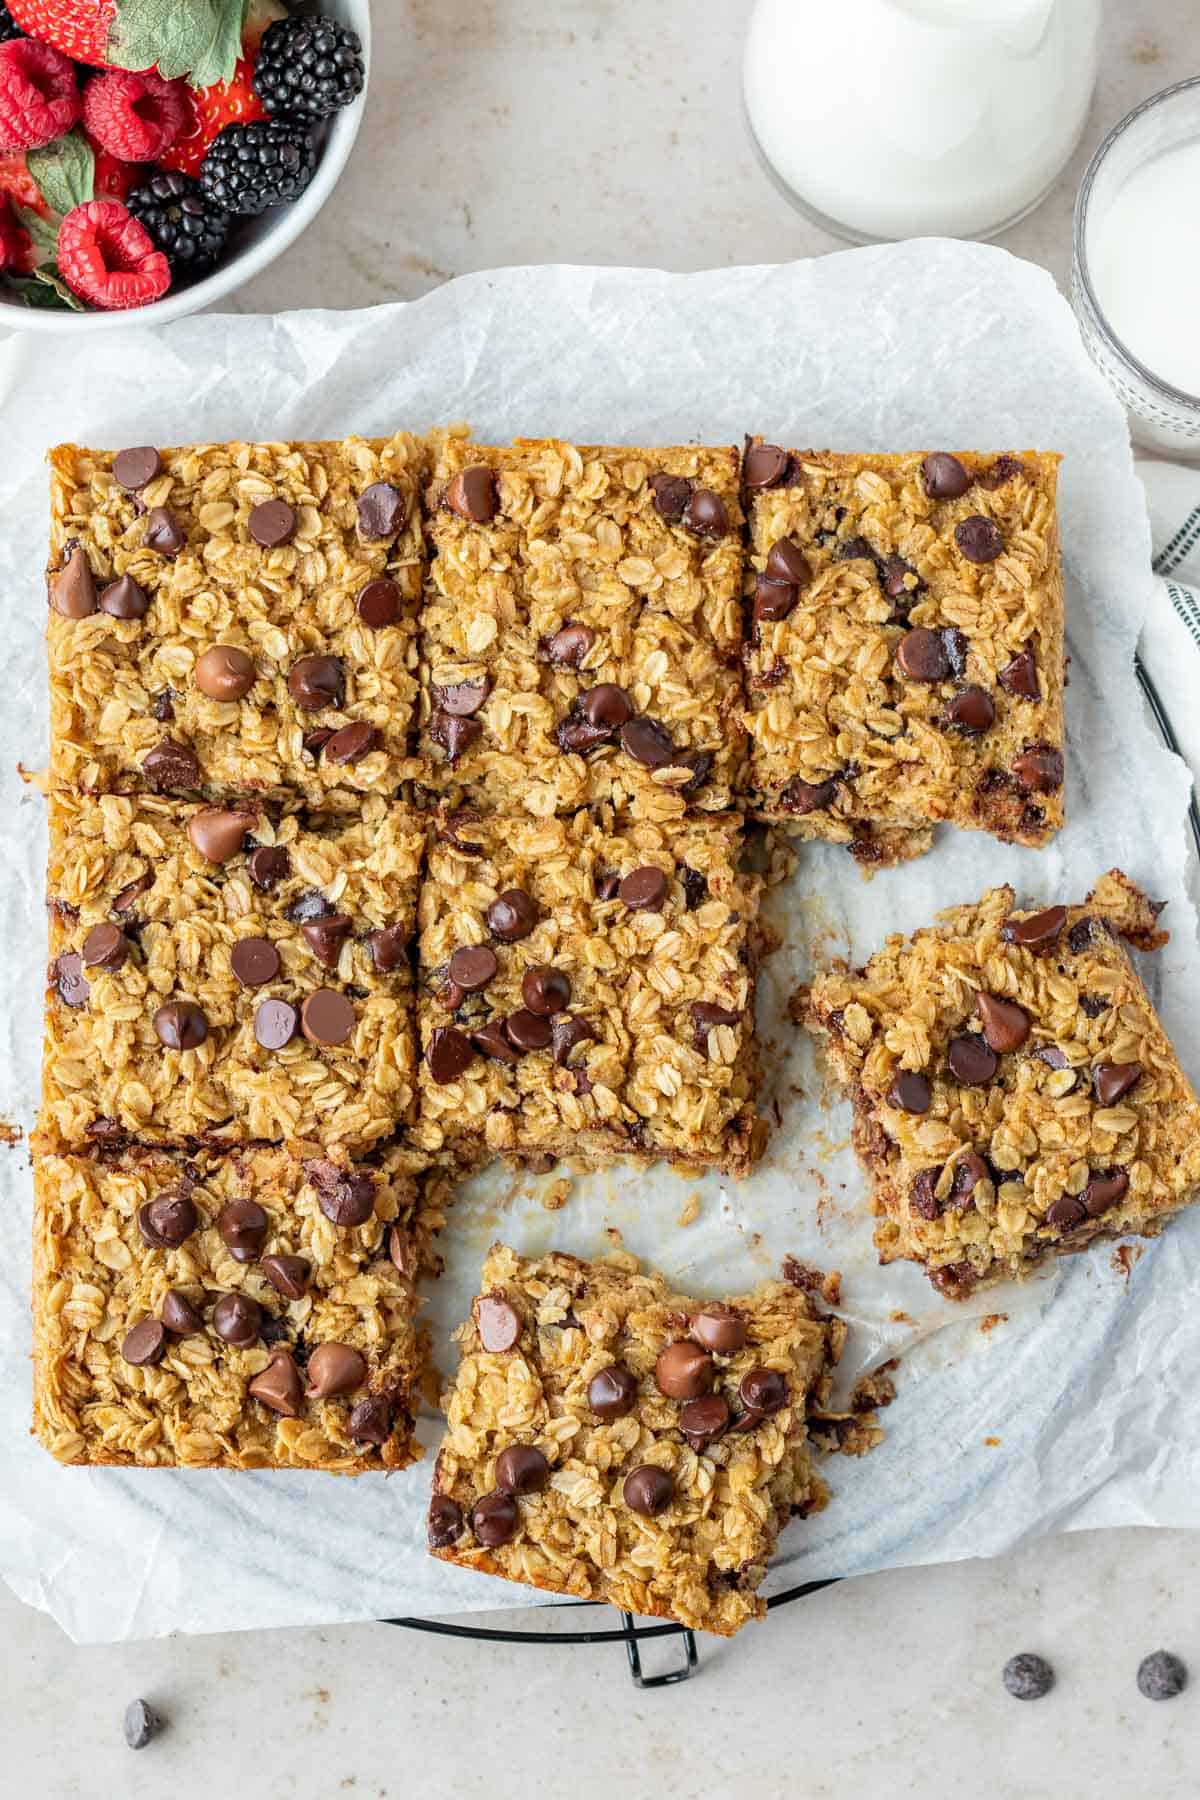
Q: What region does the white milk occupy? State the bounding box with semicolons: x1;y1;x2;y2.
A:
743;0;1101;241
1087;139;1200;398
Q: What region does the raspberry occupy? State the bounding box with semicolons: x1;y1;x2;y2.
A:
0;190;29;269
0;38;80;153
82;68;188;163
57;198;170;310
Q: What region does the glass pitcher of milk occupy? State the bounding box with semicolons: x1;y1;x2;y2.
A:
744;0;1102;242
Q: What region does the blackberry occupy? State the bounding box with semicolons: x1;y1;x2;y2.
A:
0;3;23;42
199;120;316;217
127;171;230;280
252;14;365;121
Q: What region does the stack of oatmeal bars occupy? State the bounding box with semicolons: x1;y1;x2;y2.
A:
34;428;1199;1634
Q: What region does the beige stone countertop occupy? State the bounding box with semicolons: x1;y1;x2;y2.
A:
6;3;1200;1796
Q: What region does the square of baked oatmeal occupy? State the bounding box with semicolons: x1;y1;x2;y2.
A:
426;1245;843;1635
742;442;1065;866
32;1143;429;1471
46;434;426;807
418;435;745;821
801;870;1200;1297
412;810;763;1174
39;792;423;1152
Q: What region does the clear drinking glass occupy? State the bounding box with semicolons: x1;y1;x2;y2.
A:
1072;79;1200;458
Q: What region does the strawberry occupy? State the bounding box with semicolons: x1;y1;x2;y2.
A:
6;0;115;68
7;0;255;87
159;0;283;178
57;195;169;307
90;138;142;199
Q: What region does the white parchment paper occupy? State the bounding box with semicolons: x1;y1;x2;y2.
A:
1;242;1198;1645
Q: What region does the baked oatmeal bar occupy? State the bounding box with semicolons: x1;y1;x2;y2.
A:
412;810;763;1174
800;870;1200;1297
741;442;1066;865
33;1142;429;1471
426;1244;843;1636
419;434;745;821
46;434;426;807
39;791;423;1152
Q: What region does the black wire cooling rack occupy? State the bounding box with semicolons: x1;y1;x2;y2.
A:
384;657;1200;1686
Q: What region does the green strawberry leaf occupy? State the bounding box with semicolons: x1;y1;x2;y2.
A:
27;131;95;218
14;205;62;265
32;263;85;311
109;0;251;88
1;271;79;312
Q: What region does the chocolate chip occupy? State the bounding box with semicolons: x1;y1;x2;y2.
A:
623;1465;674;1517
303;728;334;758
1067;916;1101;954
781;775;838;815
1083;1169;1129;1216
691;1304;747;1354
945;686;995;734
99;573;149;619
151;688;177;723
355;576;402;628
425;1024;475;1083
1036;1046;1072;1075
330;722;380;765
487;888;537;942
212;1292;261;1346
112;871;153;914
909;1168;943;1220
947;1033;997;1085
476;1292;522;1352
999;648;1040;699
245;845;288;891
444;465;498;523
137;1190;197;1249
1137;1652;1188;1701
161;1289;203;1335
300;989;355;1046
283;892;332;927
113;446;161;490
153;1001;208;1050
195;643;254;700
357;481;408;540
248;1349;304;1417
1001;904;1066;950
619;866;667;911
82;923;128;972
121;1318;167;1367
555;711;613;754
838;536;877;563
288;655;344;710
738;1366;788;1414
258;1252;309;1301
473;1022;521;1064
655;1340;713;1399
519;966;569;1017
550;1013;593;1066
896;627;950;682
143;507;185;556
742;441;789;490
752;574;797;627
349;1396;392;1445
543;622;595;666
888;1070;931;1114
142;737;199;791
217;1198;268;1262
765;537;811;584
449;945;498;991
307;1161;377;1228
249;499;296;547
680;866;707;910
430;710;480;763
948;1151;989;1208
690;1001;741;1054
361;923;404;977
588;1363;638;1419
495;1444;550;1496
301;915;352;969
650;473;692;522
955;515;1003;563
428;1495;465;1548
580;684;632;731
435;678;490;718
1003;1654;1055;1701
85;1116;123;1143
505;1009;552;1052
254;997;298;1050
685;748;718;795
1046;1194;1088;1231
881;556;924;604
1093;1062;1142;1105
976;993;1030;1053
305;1341;366;1399
471;1491;519;1546
683;487;729;537
679;1394;730;1451
1012;744;1064;794
187;807;255;864
595;872;620;900
620;715;675;768
921;453;969;500
979;455;1026;490
123;1697;164;1751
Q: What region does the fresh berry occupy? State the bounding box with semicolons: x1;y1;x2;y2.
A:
0;5;23;44
7;0;251;84
57;197;169;309
252;14;365;121
90;139;142;200
0;38;80;153
159;55;265;180
83;68;187;162
199;118;314;216
127;169;228;279
0;189;29;268
6;0;115;66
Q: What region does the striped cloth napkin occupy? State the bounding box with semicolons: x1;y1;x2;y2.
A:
1136;459;1200;784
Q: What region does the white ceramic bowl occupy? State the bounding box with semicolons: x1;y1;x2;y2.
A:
0;0;370;333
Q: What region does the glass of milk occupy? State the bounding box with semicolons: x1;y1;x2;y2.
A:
743;0;1101;243
1073;79;1200;458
